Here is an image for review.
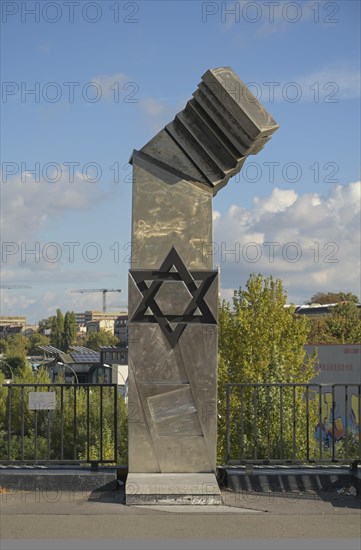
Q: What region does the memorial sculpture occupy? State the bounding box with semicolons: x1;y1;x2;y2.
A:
126;67;279;504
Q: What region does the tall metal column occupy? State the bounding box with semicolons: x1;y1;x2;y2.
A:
126;67;279;504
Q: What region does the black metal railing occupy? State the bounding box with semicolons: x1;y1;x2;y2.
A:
225;383;361;466
0;383;121;465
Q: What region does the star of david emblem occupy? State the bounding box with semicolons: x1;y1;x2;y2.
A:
129;247;218;348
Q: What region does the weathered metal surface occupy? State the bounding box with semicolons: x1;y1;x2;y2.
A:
126;473;222;505
127;67;279;483
131;152;213;270
133;66;279;196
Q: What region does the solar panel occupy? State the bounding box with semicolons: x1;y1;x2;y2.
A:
71;350;100;363
38;345;62;355
70;346;98;353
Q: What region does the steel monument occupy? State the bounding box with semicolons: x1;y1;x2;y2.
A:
126;67;279;504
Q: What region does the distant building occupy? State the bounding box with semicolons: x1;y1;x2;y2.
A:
99;346;128;397
39;344;128;390
293;303;361;317
83;311;126;324
74;312;86;325
0;316;26;338
39;345;101;384
74;311;127;334
0;315;26;328
100;346;128;366
86;319;115;334
0;316;27;327
0;325;23;338
23;324;39;335
114;314;128;345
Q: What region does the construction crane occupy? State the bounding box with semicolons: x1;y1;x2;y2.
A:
71;288;122;312
0;285;32;289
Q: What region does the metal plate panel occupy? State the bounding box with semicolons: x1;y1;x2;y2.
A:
131;154;213;270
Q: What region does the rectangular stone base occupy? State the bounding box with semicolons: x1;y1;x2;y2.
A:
125;473;222;505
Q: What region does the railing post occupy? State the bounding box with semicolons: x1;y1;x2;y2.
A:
100;385;103;462
86;386;90;463
267;385;271;461
358;385;361;462
240;385;244;460
90;461;99;472
279;385;283;460
331;385;335;462
253;385;257;461
60;385;64;461
293;386;296;461
114;384;118;464
21;386;25;461
306;385;310;462
73;385;77;461
344;386;348;459
226;384;230;464
7;386;11;461
318;386;323;460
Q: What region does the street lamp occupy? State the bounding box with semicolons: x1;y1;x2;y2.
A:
57;361;79;384
31;358;49;381
103;363;128;397
0;360;14;382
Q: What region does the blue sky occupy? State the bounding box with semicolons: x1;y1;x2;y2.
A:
1;0;360;322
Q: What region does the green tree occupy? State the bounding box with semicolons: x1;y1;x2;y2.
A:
2;354;30;377
307;291;359;305
62;311;77;351
324;302;361;343
27;332;50;355
38;315;55;334
85;330;120;351
3;333;29;356
0;339;9;354
306;302;361;344
51;309;64;350
218;274;318;464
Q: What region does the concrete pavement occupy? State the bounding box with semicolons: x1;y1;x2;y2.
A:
1;484;360;548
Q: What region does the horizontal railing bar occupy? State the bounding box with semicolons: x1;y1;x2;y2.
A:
226;383;361;388
227;457;359;467
1;383;117;388
0;460;117;464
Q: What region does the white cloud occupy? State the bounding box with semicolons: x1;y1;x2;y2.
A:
140;97;186;133
0;292;36;317
292;67;360;101
0;168;108;243
213;210;221;222
141;97;168;117
0;169;118;321
256;0;315;37
213;182;361;304
253;188;298;215
91;72;131;100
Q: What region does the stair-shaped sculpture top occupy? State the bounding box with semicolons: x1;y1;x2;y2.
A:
135;66;279;195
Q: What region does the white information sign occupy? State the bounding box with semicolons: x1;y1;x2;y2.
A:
29;392;56;410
